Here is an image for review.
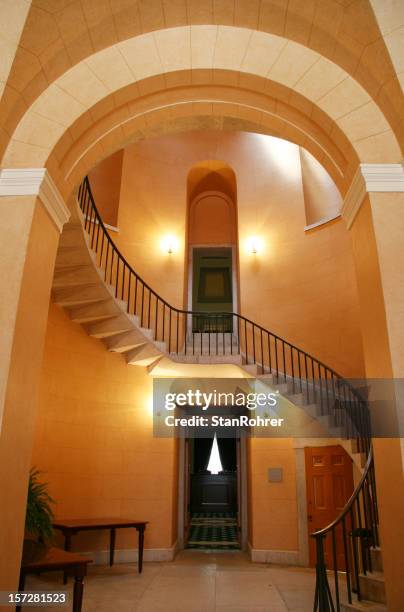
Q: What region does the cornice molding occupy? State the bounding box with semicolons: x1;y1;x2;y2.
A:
361;163;404;191
342;163;404;229
0;168;70;232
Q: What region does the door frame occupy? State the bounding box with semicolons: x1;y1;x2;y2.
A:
177;433;249;551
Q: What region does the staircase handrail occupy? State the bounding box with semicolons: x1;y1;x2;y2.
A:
311;446;379;611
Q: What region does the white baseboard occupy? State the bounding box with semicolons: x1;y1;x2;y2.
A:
82;541;178;565
248;544;299;565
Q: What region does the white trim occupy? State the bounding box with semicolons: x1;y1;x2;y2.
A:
342;163;404;229
249;547;299;565
341;168;367;230
361;163;404;191
0;168;70;233
82;543;178;565
304;213;341;232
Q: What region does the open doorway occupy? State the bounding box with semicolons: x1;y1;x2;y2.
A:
187;436;239;550
178;429;248;551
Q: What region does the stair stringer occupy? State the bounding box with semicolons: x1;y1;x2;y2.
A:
53;202;167;368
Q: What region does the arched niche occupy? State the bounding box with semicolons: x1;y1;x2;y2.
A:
186;161;239;330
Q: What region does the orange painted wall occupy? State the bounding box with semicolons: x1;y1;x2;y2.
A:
113;130;364;378
31;304;177;554
248;438;298;551
88;150;123;227
33;305;303;557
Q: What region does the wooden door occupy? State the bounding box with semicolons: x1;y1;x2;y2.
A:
305;445;354;569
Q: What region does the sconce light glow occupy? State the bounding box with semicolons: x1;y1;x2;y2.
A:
161;235;179;255
246;236;263;255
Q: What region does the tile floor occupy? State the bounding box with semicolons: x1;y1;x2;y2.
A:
25;550;318;611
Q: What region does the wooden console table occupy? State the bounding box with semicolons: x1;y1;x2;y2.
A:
53;518;148;580
18;547;92;612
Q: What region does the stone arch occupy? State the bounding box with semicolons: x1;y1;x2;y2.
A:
2;0;403;156
1;26;402;178
47;74;358;199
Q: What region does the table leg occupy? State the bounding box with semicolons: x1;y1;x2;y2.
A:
109;528;116;566
63;533;71;585
137;527;145;574
72;576;84;612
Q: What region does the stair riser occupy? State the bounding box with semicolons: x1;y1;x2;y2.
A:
359;575;386;604
105;331;146;352
53;285;110;307
53;267;100;287
70;303;121;323
85;316;134;338
370;549;383;573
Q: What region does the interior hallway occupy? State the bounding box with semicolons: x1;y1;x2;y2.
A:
25;551;320;611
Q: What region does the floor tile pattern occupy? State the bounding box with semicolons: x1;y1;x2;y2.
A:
187;513;239;549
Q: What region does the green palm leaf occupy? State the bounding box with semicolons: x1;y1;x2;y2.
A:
25;468;55;541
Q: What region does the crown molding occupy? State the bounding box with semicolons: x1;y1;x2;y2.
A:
342;163;404;229
361;163;404;191
0;168;70;232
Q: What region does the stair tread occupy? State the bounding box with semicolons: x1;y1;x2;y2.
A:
359;571;385;582
342;601;387;611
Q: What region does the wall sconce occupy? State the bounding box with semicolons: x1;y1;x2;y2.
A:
161;235;179;254
246;236;263;255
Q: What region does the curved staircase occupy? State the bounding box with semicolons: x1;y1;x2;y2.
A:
52;177;383;611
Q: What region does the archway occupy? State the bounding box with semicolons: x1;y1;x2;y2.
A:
186;161;239;335
1;8;404;607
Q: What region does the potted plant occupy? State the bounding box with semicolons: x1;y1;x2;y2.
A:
23;468;55;563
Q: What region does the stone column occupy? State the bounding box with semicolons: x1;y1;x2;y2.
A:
342;163;404;610
0;169;69;594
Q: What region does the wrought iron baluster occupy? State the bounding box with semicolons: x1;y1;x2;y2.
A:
260;329;264;374
245;319;248;364
252;324;256;365
274;337;278;381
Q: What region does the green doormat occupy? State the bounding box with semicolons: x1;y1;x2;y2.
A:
187;512;240;549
